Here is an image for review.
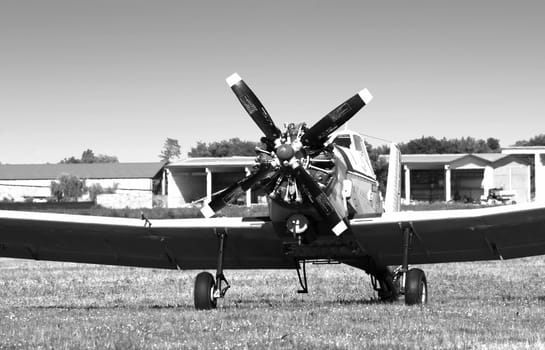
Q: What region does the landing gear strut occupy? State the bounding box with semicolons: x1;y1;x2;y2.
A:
194;229;230;310
295;260;309;294
395;223;428;305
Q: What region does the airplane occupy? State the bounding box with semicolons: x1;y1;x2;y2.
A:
1;73;545;310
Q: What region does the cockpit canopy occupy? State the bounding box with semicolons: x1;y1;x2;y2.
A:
329;131;376;179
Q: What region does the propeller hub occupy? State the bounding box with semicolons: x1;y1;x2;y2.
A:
276;144;295;162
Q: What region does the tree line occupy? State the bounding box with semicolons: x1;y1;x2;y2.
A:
50;134;545;165
398;136;500;154
178;134;544;160
60;149;118;164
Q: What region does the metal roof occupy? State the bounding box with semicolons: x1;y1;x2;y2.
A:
168;157;255;169
401;154;463;164
503;146;545;150
383;153;515;166
466;153;509;163
502;146;545;155
0;162;165;180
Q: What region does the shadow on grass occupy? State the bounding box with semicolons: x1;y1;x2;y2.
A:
15;297;415;314
26;303;194;311
226;296;388;310
498;294;545;304
334;297;394;306
21;295;397;312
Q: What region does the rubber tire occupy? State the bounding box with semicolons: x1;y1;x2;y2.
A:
194;272;217;310
404;268;428;305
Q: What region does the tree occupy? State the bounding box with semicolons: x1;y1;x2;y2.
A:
399;136;500;154
87;183;118;202
514;134;545;146
366;142;390;195
447;137;489;154
159;138;182;162
81;149;95;163
486;137;501;152
60;156;80;164
60;149;119;164
50;174;85;202
95;154;119;163
400;136;444;154
188;138;258;157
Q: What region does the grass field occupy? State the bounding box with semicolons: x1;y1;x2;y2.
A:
2;256;545;349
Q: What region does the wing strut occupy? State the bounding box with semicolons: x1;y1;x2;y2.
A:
295;260;309;294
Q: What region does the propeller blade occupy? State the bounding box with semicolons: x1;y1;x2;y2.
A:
302;89;373;149
293;167;348;236
226;73;281;146
201;165;272;218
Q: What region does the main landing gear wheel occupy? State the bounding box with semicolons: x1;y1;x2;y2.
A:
194;272;217;310
404;268;427;305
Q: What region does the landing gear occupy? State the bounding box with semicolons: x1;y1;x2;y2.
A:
295;260;309;294
194;272;217;310
404;268;427;305
193;229;230;310
371;267;399;302
393;224;429;305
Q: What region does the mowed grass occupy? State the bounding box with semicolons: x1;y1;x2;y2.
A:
2;257;545;349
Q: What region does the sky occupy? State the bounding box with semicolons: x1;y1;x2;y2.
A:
1;0;544;164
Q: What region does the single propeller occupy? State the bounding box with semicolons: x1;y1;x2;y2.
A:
301;89;373;149
201;73;372;236
227;73;281;150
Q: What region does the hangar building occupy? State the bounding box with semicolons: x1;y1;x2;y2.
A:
165;157;258;208
502;146;545;203
401;153;531;203
401;146;545;204
165;146;545;207
0;162;166;208
165;153;537;207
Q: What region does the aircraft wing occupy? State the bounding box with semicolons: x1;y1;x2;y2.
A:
350;203;545;266
3;204;545;271
0;210;293;270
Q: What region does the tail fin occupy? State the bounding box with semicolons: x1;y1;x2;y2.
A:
384;143;401;213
